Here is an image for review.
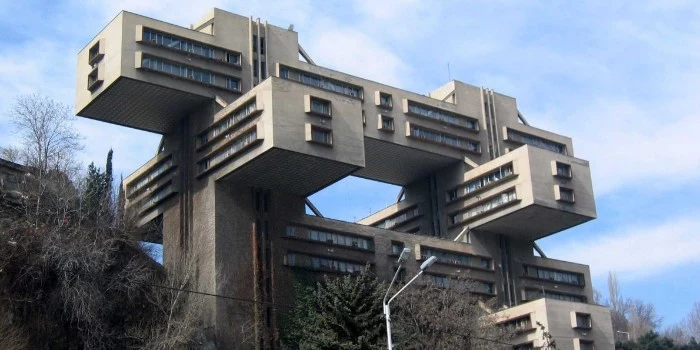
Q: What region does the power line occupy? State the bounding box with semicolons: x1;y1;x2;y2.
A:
0;256;522;347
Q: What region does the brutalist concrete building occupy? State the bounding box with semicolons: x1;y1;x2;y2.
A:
76;8;614;349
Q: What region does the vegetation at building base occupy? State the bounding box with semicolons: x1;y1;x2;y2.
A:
0;94;207;349
281;269;524;350
601;272;700;348
615;331;700;350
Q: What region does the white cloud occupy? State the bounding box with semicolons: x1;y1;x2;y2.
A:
547;214;700;281
306;28;411;88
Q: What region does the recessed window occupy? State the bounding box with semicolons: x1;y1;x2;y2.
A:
376;91;393;108
306;124;333;146
391;241;405;255
447;189;458;201
225;77;240;91
378;115;394;132
556;186;575;203
87;67;102;91
513;342;535;350
578;339;595;350
225;51;240;65
310;97;331;116
362;110;366;126
88;39;104;66
574;313;592;329
553;161;572;178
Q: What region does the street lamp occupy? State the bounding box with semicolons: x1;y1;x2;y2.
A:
383;251;438;350
617;330;630;341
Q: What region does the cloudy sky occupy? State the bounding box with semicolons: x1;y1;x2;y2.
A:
1;0;699;328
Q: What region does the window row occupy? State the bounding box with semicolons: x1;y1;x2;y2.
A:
285;253;366;274
507;129;567;155
429;275;495;294
421;247;492;269
524;288;586;303
280;66;363;99
524;265;584;286
141;183;173;212
129;157;173;195
374;207;419;229
499;315;533;332
142;28;240;65
198;99;257;147
406;101;479;131
198;129;258;174
305;96;331;117
449;190;517;225
141;56;240;91
448;163;514;201
409;124;480;152
285;226;373;250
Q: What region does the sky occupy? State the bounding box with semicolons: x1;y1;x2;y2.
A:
0;0;699;329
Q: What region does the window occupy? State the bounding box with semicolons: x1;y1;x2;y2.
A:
578;340;595;350
225;51;240;65
307;96;331;117
406;100;479;131
88;40;104;65
524;288;586;303
260;37;266;55
554;161;572;178
252;34;258;51
373;207;419;229
87;68;102;91
307;125;332;146
285;252;366;274
225;77;240;91
279;65;363;99
500;315;533;333
447;189;458;201
141;182;173;212
284;226;373;250
128;157;174;195
408;124;480;152
379;115;394;131
198;99;257;147
449;190;517;225
197;129;258;173
574;313;592;329
391;241;405;255
141;28;235;63
452;163;514;200
513;342;534;350
378;92;393;108
557;186;575;203
253;58;258;78
524;265;584;286
140;55;238;91
362;110;366;126
427;274;494;294
261;62;266;79
507;128;567;154
420;247;492;270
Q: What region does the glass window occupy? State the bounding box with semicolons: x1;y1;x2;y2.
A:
198;129;258;173
555;162;572;178
409;125;480;152
576;313;592;329
508;129;566;154
311;127;332;145
286;252;365;274
450;190;517;224
379;93;392;107
407;101;478;130
310;97;331;116
461;163;514;196
380;115;394;131
279;66;363;99
559;187;575;202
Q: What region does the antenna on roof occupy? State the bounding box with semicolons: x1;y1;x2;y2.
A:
288;24;294;31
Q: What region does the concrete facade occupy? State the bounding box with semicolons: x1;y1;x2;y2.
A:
76;8;612;349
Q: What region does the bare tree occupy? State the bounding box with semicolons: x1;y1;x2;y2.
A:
687;302;700;341
628;299;662;340
6;94;82;177
391;278;514;349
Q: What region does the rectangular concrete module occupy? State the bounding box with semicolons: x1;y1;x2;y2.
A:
76;7;611;349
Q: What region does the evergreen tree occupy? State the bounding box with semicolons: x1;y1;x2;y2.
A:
105;148;113;198
83;162;105;221
283;269;385;350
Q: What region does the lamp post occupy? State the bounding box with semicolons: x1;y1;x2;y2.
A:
617;330;631;341
383;251;438;350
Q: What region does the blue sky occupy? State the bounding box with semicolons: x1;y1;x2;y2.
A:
1;0;699;329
